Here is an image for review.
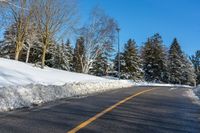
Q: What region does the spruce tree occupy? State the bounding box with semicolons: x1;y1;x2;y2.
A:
190;50;200;85
113;52;126;78
122;39;143;80
73;37;85;73
182;54;196;85
90;52;108;76
141;33;168;82
59;40;74;71
168;38;184;84
168;38;196;85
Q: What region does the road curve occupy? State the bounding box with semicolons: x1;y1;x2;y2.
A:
0;86;199;133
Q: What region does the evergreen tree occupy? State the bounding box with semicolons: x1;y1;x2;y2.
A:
168;38;184;84
113;52;125;78
190;50;200;85
122;39;143;80
73;37;85;73
141;33;168;82
0;24;16;59
61;39;74;71
90;52;108;76
182;54;196;85
168;38;196;85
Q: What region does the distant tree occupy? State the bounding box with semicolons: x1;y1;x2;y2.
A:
122;39;143;80
141;33;168;82
190;50;200;85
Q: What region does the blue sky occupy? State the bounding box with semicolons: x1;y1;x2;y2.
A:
79;0;200;56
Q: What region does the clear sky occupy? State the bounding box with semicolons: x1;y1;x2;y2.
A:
79;0;200;56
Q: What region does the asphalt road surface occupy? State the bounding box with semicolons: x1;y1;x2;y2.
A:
0;86;200;133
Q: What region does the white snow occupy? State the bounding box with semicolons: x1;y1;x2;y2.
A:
0;58;193;112
0;58;135;111
184;87;200;105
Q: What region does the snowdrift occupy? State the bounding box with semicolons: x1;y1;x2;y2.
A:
0;58;194;111
0;58;135;111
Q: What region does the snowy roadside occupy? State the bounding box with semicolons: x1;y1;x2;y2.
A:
0;81;194;112
0;80;135;112
0;58;194;112
184;86;200;105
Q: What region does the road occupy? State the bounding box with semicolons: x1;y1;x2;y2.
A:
0;86;200;133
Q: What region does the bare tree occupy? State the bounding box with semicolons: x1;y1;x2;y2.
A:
79;7;118;73
0;0;33;60
33;0;78;68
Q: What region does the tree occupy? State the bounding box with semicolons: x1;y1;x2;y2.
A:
141;33;168;82
190;50;200;85
113;52;125;78
122;39;143;80
79;7;117;73
33;0;78;68
90;52;109;76
168;38;185;84
182;54;196;85
73;37;85;73
2;0;34;60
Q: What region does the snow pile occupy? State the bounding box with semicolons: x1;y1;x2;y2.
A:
184;87;200;105
0;58;135;111
0;80;134;112
0;58;108;87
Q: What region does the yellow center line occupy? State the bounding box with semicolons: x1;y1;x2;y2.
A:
67;88;156;133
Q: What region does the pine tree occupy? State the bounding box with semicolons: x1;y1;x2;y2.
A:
90;52;108;76
61;39;74;71
168;38;184;84
182;54;196;85
190;50;200;85
141;33;168;82
0;24;16;59
73;37;85;73
122;39;143;80
113;52;125;79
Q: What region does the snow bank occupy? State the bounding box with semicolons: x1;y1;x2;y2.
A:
184;87;200;105
0;58;107;87
0;80;134;112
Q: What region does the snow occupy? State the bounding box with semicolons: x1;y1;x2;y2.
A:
0;58;193;112
184;87;200;105
0;58;108;87
0;58;135;111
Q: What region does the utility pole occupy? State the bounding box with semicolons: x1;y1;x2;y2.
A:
116;27;120;80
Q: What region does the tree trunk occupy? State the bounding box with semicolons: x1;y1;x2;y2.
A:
41;46;47;69
15;42;23;60
15;49;20;60
26;47;31;63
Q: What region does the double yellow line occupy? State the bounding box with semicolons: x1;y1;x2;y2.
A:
68;88;156;133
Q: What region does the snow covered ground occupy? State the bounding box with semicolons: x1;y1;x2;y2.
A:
184;85;200;105
0;58;194;112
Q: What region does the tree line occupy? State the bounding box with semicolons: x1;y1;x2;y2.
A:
0;0;199;86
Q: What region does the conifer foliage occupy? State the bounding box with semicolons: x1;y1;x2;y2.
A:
141;34;167;82
122;39;143;80
168;38;196;85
